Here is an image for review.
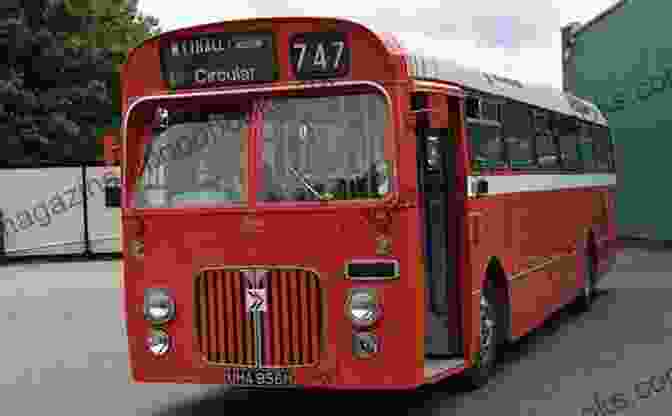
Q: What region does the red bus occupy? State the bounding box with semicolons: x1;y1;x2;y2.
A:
105;16;617;390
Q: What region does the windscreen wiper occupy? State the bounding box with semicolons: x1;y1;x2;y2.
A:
287;166;325;200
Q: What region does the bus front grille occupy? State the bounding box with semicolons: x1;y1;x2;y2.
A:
194;267;322;367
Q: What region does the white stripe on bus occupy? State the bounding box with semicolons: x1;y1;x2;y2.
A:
467;173;616;196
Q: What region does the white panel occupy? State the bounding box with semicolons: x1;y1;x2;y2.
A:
467;173;617;197
0;168;85;256
85;166;122;254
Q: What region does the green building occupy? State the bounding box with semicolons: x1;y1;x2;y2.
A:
562;0;672;241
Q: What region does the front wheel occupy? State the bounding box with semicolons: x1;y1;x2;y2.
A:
571;245;596;313
461;282;498;390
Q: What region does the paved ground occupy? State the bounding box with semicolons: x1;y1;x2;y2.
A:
0;261;216;415
0;243;670;416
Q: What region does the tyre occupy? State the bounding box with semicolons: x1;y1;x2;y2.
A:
571;243;596;313
461;281;498;390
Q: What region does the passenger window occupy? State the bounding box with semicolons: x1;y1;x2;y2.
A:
502;101;534;168
505;136;535;168
467;122;505;170
481;100;501;122
577;123;596;171
533;110;560;168
465;93;501;122
536;133;560;168
558;117;582;170
466;96;480;119
592;125;613;171
578;136;595;170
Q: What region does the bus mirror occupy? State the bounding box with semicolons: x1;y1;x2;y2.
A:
105;184;121;208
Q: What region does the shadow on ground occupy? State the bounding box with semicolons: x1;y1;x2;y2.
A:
150;289;613;416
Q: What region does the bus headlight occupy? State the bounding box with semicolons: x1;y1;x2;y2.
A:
346;288;381;327
353;332;379;358
146;328;170;355
144;288;175;323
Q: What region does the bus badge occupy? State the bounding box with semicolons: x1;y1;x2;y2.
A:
243;269;268;312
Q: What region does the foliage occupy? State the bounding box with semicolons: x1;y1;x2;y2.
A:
0;0;161;166
62;0;161;67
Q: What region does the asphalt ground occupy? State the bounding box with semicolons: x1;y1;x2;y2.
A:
0;241;669;416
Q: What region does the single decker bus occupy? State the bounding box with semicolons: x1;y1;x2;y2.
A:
104;15;618;390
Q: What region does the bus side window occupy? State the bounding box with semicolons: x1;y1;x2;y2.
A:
536;133;560;168
466;96;480;119
502;101;535;168
465;93;506;171
557;117;582;171
534;110;561;168
577;122;596;171
467;122;505;170
592;125;613;171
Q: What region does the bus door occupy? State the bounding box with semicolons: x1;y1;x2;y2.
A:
414;92;463;357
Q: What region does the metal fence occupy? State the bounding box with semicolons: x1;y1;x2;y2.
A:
0;161;121;263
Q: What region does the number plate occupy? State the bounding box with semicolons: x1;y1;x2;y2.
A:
223;368;293;386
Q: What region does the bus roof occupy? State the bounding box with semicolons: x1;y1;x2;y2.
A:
122;15;607;127
404;51;608;126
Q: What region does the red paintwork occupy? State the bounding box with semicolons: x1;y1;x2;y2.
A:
123;208;424;387
109;16;618;390
102;131;121;165
467;186;615;340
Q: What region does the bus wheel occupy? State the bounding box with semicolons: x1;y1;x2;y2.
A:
461;281;498;390
571;243;596;313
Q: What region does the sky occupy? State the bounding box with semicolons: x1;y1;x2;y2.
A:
136;0;621;90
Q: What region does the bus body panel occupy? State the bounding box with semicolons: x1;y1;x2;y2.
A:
123;205;426;387
466;181;616;340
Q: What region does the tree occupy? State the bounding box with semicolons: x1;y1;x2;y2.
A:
59;0;162;159
0;0;161;166
61;0;161;67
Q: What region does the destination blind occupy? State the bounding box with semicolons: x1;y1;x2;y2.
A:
159;32;278;89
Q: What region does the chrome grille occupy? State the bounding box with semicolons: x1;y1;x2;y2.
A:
194;267;322;367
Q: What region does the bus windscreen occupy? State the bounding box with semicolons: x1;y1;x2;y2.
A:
130;90;389;208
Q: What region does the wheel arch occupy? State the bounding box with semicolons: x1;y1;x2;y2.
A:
482;256;511;345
